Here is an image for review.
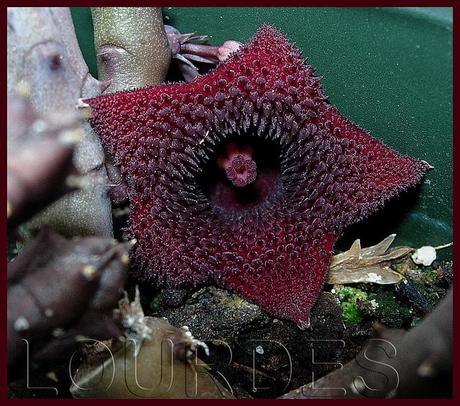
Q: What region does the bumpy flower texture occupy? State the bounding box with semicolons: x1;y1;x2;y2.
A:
86;26;429;328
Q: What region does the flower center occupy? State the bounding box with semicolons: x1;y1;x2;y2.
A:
198;133;281;212
217;143;258;188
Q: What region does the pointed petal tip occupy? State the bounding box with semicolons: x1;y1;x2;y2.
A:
257;23;282;34
251;23;289;45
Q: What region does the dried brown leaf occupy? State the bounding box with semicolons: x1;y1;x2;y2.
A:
328;234;413;285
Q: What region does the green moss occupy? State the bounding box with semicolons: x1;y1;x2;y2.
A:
391;262;407;274
333;285;413;327
341;302;364;323
333;286;368;323
364;291;412;328
423;269;439;284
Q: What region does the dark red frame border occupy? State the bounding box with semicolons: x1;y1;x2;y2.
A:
1;1;457;404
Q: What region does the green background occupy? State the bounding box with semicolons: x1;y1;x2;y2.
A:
71;7;452;251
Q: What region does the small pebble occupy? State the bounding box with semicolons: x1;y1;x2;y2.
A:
412;246;436;266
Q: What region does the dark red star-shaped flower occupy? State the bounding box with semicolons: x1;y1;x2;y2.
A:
86;25;429;328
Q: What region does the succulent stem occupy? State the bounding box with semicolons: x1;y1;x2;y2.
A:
91;7;171;92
